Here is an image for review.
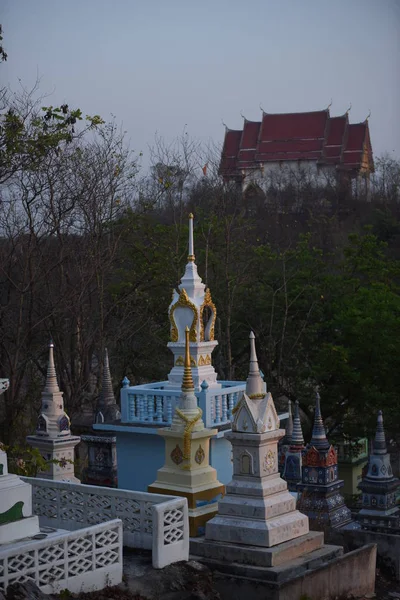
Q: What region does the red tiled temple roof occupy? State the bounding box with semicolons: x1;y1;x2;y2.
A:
220;109;373;178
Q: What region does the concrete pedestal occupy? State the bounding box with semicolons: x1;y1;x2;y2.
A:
149;427;224;536
0;461;40;544
0;515;40;544
26;435;80;482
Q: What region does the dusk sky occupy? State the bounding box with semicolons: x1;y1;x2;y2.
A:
2;0;400;170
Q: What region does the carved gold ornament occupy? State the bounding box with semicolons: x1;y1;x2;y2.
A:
263;449;275;473
199;288;216;341
175;407;203;468
176;355;196;367
171;445;184;465
195;445;205;465
198;354;211;366
169;288;198;342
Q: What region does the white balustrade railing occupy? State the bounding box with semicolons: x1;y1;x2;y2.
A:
120;380;246;429
22;477;189;569
0;519;123;594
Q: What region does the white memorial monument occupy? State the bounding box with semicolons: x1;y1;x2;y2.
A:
27;342;80;482
0;378;40;544
204;332;309;547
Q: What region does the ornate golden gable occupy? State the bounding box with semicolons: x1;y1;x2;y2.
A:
200;288;216;341
169;288;198;342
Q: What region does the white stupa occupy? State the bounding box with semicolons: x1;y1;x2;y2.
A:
26;342;80;482
0;378;40;544
167;213;221;391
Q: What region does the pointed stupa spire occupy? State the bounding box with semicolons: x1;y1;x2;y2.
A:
178;213;204;298
95;348;120;423
43;340;60;394
182;327;195;392
98;348;116;408
373;410;387;455
188;213;195;262
285;399;293;443
310;392;330;450
246;332;264;399
291;400;305;447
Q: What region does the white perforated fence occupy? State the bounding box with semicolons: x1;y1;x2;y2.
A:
0;519;123;594
22;477;189;568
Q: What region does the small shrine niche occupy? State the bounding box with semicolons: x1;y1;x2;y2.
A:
95;411;105;424
37;414;48;433
240;450;254;475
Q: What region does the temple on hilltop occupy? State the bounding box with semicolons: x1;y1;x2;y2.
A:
94;214;289;492
220;108;374;196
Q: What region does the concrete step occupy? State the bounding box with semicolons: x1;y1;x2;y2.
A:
191;543;343;583
190;530;324;568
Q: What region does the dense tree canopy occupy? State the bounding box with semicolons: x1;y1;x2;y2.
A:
0;44;399;446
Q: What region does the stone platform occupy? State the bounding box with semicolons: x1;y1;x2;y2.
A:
190;530;324;568
191;539;342;583
191;538;377;600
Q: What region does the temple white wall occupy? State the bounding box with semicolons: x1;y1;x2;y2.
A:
242;161;339;195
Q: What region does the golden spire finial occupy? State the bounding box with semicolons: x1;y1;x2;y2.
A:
182;326;195;392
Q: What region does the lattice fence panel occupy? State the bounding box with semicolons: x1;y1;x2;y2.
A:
144;501;153;533
163;507;185;545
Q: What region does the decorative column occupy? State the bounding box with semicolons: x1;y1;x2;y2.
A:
357;410;400;532
0;378;40;543
297;394;352;529
81;348;119;487
204;332;309;547
148;327;224;536
26;342;80;482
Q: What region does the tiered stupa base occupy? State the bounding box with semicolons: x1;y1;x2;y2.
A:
26;435;81;483
206;472;308;547
191;529;339;570
297;482;353;530
148;428;225;536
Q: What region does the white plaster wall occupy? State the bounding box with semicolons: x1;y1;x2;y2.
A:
242;162;338;195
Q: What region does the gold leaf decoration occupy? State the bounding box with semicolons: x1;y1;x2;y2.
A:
175;407;203;468
169;288;198;342
200;287;216;341
195;445;205;465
